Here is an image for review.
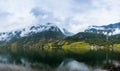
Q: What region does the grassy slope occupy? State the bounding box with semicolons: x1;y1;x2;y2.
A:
62;42;89;53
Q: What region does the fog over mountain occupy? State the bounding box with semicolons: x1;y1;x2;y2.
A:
85;22;120;35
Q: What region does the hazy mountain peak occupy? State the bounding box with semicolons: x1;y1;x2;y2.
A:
85;22;120;35
63;28;74;36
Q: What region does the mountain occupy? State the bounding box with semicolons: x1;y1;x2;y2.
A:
0;23;65;45
65;32;108;46
85;22;120;35
1;22;120;46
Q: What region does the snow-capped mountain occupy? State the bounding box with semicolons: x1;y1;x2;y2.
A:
85;22;120;35
0;23;65;42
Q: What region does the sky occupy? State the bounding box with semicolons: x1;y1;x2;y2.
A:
0;0;120;33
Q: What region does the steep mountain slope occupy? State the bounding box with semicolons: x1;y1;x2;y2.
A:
0;23;65;45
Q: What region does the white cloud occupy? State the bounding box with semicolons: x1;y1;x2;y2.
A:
0;0;120;33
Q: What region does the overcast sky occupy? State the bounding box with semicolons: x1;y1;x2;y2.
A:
0;0;120;33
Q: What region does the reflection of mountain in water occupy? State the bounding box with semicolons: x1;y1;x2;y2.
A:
56;59;107;71
0;58;120;71
57;59;89;71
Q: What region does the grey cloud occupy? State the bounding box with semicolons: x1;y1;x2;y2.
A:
31;7;49;17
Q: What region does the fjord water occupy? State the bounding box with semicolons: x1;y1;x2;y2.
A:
0;53;120;71
0;56;109;71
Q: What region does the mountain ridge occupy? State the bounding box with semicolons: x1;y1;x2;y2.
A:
0;23;69;42
85;22;120;35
